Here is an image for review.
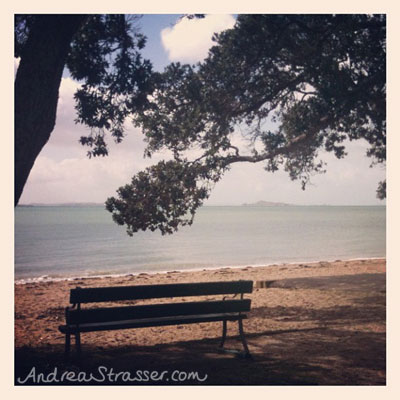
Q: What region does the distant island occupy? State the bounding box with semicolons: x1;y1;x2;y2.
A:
242;200;293;207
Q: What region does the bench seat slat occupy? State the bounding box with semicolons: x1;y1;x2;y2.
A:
66;299;251;324
70;280;253;303
60;312;248;333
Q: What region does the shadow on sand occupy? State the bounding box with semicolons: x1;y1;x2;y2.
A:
15;299;385;385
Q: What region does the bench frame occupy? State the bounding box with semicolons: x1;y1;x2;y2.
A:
59;280;253;358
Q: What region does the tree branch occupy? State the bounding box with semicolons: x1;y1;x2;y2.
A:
223;133;307;166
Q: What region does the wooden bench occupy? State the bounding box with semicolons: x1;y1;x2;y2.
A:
59;280;253;357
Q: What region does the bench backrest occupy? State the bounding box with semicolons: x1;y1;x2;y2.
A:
70;280;253;304
66;280;253;325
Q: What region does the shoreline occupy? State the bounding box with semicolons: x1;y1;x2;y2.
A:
14;256;386;285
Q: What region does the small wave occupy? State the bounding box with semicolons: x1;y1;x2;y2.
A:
14;256;385;285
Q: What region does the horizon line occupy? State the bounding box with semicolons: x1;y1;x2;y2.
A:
17;202;386;207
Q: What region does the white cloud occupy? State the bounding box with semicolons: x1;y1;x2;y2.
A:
18;73;177;204
43;77;147;159
14;58;20;77
49;77;84;149
161;14;236;63
20;131;176;204
21;155;138;204
57;77;81;113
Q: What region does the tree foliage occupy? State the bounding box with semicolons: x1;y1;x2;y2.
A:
105;159;224;235
106;14;386;235
67;15;155;157
14;14;155;205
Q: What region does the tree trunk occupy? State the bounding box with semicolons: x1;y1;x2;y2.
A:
14;15;88;206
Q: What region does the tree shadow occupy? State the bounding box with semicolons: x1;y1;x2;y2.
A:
15;335;331;386
15;320;385;385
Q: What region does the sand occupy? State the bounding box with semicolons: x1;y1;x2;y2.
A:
15;258;386;385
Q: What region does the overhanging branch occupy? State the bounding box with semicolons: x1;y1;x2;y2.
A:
223;133;307;166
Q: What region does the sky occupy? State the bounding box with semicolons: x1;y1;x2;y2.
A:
17;14;386;206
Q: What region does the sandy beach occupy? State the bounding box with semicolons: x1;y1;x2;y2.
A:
15;258;386;385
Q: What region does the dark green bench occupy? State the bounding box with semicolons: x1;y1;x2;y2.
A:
59;280;253;357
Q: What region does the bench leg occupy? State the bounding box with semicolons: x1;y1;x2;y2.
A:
238;319;251;358
76;332;81;356
219;320;227;348
65;333;71;356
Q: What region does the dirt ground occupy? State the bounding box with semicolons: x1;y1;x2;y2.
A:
14;258;386;385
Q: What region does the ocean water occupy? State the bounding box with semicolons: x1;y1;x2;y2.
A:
15;205;386;282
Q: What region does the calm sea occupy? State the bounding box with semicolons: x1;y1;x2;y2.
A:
14;205;386;282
